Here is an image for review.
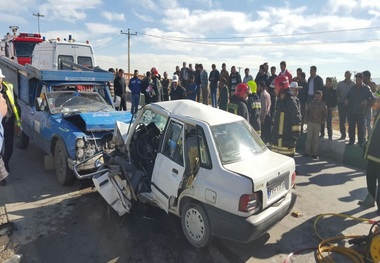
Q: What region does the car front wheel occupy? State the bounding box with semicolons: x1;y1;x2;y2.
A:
54;139;75;186
181;202;212;248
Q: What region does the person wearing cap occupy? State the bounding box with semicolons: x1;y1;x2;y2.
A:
303;90;327;160
345;72;376;146
362;70;378;139
271;76;301;157
227;82;250;122
290;81;302;133
320;77;338;140
246;80;261;135
0;69;20;186
150;67;161;103
336;71;355;140
170;75;187;100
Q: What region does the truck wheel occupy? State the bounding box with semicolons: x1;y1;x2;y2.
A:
181;202;213;248
54;139;75;186
15;131;29;149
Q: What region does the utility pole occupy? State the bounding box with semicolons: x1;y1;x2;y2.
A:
121;29;137;76
33;13;44;35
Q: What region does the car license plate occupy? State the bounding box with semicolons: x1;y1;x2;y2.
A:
268;181;285;198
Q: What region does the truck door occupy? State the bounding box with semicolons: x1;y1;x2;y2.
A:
151;119;185;212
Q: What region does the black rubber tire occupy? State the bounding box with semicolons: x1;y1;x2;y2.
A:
15;130;29;149
181;202;213;248
54;139;75;186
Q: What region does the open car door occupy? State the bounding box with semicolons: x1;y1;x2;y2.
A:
151;119;186;213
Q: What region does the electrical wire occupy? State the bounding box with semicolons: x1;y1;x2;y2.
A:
127;26;380;40
284;213;378;263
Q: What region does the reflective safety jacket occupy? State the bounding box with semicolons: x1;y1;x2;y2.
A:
364;112;380;163
1;82;21;127
247;94;261;134
271;91;301;156
227;95;249;122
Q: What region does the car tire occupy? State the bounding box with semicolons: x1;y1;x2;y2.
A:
181;202;213;248
54;139;75;186
15;130;29;149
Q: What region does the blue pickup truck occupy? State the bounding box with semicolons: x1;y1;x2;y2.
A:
9;62;132;185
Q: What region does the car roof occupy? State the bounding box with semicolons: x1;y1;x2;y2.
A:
147;99;243;126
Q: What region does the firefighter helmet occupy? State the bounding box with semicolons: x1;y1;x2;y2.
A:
234;82;249;98
247;80;257;94
274;75;290;93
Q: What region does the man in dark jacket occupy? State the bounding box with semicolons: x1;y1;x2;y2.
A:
307;66;324;103
170;75;187;100
345;72;376;146
320;77;338;140
128;69;142;114
246;80;261;135
271;76;302;157
114;69;127;111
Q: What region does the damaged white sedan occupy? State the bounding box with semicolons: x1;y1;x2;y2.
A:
75;100;297;248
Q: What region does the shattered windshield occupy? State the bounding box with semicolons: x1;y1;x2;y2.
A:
211;121;266;165
46;91;112;114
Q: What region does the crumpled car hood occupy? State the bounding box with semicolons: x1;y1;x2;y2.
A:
63;111;132;132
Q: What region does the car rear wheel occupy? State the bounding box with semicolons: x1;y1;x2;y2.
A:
181;202;212;248
54;139;75;186
15;130;29;149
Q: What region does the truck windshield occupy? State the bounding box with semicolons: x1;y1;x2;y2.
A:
211;121;266;164
14;42;38;57
46;91;112;114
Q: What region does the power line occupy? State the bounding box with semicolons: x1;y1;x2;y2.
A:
130;25;380;40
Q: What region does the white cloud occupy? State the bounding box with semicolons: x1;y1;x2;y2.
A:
132;9;155;22
40;0;102;22
327;0;357;14
102;11;125;22
85;23;120;35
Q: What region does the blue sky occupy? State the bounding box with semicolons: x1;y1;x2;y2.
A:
1;0;380;81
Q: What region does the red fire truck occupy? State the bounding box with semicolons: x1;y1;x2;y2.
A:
0;26;43;65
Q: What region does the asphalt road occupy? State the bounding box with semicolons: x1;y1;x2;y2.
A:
0;142;376;263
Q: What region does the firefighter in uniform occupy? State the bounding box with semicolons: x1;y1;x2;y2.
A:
271;76;301;157
227;82;250;122
358;92;380;213
0;69;21;186
246;80;261;135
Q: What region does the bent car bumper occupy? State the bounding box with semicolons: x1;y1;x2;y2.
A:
205;191;297;243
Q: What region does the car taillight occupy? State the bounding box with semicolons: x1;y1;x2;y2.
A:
291;171;296;187
239;193;260;213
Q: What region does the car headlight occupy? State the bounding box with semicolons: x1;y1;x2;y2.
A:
76;138;85;148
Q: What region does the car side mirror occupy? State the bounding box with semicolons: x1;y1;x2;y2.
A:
34;97;43;111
